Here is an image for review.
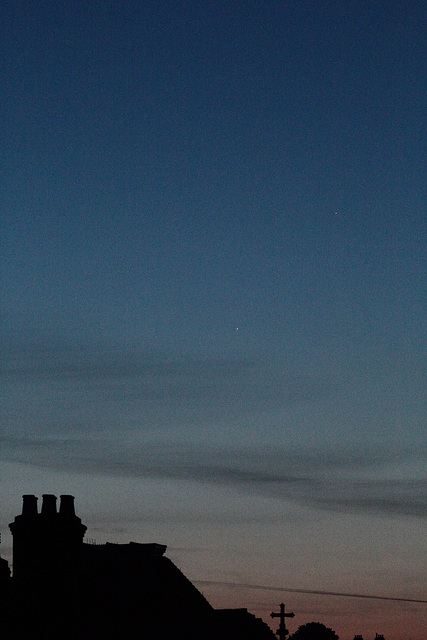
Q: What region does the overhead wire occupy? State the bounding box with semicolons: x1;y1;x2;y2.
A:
195;581;427;604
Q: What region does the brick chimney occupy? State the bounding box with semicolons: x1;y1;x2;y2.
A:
9;494;87;582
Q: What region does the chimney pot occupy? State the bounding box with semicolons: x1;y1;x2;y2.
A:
22;494;38;517
41;494;57;516
59;494;76;517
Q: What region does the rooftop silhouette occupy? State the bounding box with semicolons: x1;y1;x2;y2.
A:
1;494;276;640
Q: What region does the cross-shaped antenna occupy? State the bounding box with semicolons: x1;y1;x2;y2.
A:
270;602;295;640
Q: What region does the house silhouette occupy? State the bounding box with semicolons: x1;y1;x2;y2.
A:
1;494;276;640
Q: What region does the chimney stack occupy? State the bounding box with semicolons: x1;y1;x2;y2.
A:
59;495;76;517
21;495;38;517
41;494;57;517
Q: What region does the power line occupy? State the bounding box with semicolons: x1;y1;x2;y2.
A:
195;580;427;604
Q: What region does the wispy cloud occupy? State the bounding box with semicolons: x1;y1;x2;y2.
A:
1;345;329;409
1;340;333;437
1;435;425;519
2;341;425;518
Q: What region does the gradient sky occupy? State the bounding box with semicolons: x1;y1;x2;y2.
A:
1;2;426;638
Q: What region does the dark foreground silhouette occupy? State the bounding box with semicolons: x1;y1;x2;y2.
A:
0;494;275;640
289;622;339;640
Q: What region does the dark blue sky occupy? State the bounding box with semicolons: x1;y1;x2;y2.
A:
1;2;426;637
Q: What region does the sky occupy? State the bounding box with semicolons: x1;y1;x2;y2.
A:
1;1;426;637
